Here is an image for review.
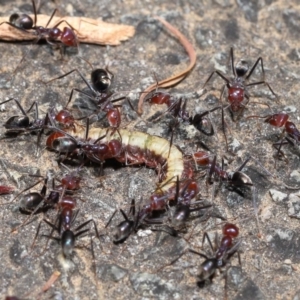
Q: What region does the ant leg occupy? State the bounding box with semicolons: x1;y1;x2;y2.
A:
202;231;214;254
45;8;58;28
53;20;79;33
188;248;209;259
45;69;96;94
245;57;264;81
0;98;26;116
105;209;118;228
230;47;237;77
206;156;216;185
202;70;231;90
246;81;278;100
29;220;42;254
31;0;37;26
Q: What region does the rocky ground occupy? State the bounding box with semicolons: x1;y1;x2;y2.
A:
0;0;300;299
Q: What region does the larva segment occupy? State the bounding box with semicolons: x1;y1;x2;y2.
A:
76;127;186;194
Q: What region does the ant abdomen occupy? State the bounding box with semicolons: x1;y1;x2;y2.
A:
61;230;75;258
172;204;190;225
19;192;43;211
9;13;33;29
228;171;253;187
91;69;113;92
112;219;134;243
198;258;218;282
4;116;30;129
51;137;78;153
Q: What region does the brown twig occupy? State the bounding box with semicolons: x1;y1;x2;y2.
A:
37;270;61;298
0;14;135;45
137;16;197;115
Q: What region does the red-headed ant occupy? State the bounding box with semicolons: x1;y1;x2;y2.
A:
193;151;253;189
0;97;78;152
248;112;300;159
189;223;240;283
44;64;135;129
8;167;82;232
43;211;99;258
108;178;207;243
0;0;78;50
148;91;221;136
203;47;277;120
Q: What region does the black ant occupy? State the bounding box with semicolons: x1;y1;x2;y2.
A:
0;98;47;135
203;47;277;120
106;199;141;244
0;0;78;50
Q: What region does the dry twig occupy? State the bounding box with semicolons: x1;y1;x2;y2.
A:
0;14;135;45
137;16;196;115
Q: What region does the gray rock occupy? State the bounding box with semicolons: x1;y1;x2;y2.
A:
269;189;288;202
97;263;128;282
130;272;179;299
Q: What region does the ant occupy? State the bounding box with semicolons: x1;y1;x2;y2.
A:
0;97;78;149
45;65;113;106
189;223;240;284
44;62;134;128
109;178;208;242
203;47;277;120
0;98;47;135
43;211;99;258
46;119;122;173
107;199;141;244
193;151;253;191
9;167;82;232
0;0;78;50
148;91;223;136
248;112;300;159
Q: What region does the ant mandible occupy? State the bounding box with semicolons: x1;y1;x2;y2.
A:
203;47;277;119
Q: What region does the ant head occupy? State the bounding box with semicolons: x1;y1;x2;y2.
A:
235;59;249;77
61;230;75;258
91;69;113;93
10;13;33;30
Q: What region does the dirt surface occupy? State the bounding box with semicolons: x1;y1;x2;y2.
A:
0;0;300;299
